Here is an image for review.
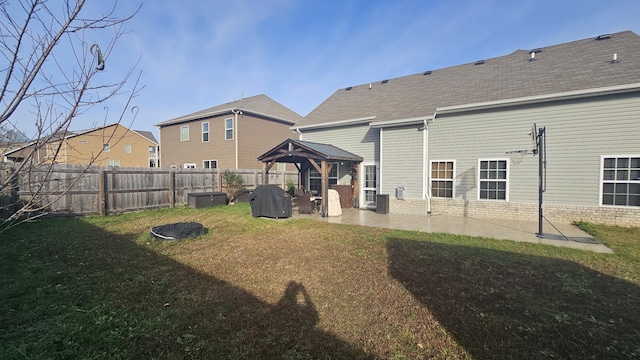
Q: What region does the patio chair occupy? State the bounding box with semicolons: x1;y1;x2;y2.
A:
297;192;313;214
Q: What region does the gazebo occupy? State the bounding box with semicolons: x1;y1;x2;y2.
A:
258;138;363;217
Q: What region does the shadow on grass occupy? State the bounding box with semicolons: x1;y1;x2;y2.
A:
0;218;371;359
387;238;640;360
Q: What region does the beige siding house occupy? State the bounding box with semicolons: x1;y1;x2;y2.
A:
293;30;640;226
5;123;158;168
155;94;303;170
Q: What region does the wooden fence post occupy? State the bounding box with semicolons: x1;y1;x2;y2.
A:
169;170;175;208
99;170;106;216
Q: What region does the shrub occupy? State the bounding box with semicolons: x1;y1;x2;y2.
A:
222;170;245;200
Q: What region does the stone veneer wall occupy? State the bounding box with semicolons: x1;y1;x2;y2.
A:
389;198;639;227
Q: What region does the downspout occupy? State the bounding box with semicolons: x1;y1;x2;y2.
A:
157;127;161;167
232;109;241;169
426;111;437;214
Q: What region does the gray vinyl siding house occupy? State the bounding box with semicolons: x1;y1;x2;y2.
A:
293;31;640;226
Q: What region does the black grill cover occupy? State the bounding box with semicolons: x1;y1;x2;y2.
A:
250;185;292;218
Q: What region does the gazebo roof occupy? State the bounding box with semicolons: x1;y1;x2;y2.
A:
258;138;363;164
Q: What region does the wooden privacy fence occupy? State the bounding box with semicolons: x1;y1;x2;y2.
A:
3;164;298;216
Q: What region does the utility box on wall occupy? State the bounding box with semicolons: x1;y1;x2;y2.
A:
188;192;227;208
396;187;405;200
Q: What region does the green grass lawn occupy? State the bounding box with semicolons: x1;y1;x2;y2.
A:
1;203;639;359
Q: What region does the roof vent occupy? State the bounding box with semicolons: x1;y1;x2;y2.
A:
345;86;352;91
529;52;537;62
475;60;485;65
596;34;611;40
611;53;619;64
381;79;389;84
423;70;432;75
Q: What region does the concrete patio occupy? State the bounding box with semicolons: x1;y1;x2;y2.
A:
296;208;612;253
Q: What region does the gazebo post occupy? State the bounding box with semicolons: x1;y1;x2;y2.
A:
352;162;360;208
321;160;328;217
262;162;268;184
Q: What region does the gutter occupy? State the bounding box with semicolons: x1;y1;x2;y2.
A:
291;116;376;131
370;115;432;128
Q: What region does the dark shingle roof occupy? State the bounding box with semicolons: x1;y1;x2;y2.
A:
258;138;363;163
296;140;363;161
134;130;158;143
155;94;303;127
300;31;640;126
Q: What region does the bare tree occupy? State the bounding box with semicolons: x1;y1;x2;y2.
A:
0;0;143;230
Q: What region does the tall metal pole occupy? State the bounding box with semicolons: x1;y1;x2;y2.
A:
537;127;545;237
538;128;543;236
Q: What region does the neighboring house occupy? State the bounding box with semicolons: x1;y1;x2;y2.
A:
4;123;159;168
291;30;640;226
155;94;303;170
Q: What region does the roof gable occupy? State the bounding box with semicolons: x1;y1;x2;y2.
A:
300;30;640;127
4;123;157;156
258;138;363;164
154;94;303;127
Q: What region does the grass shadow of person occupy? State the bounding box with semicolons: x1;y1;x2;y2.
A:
386;237;640;359
0;217;372;359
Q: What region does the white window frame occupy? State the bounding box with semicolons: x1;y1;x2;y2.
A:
180;125;189;141
430;160;455;198
600;154;640;207
103;143;110;153
361;163;378;208
202;122;209;142
477;158;509;201
183;163;196;169
307;163;338;195
124;144;131;154
203;159;218;169
225;118;234;140
107;159;120;167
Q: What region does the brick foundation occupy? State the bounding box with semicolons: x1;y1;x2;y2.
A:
388;198;639;226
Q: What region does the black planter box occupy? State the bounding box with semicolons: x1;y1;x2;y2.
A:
188;192;227;208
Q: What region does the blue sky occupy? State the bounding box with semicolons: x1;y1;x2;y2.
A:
9;0;640;138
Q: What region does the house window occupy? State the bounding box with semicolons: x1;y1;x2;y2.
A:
183;163;196;169
108;159;120;167
103;143;110;152
225;118;234;140
478;159;508;200
180;125;189;141
202;122;209;142
602;156;640;207
308;165;338;195
431;161;454;198
203;160;218;169
124;144;131;154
